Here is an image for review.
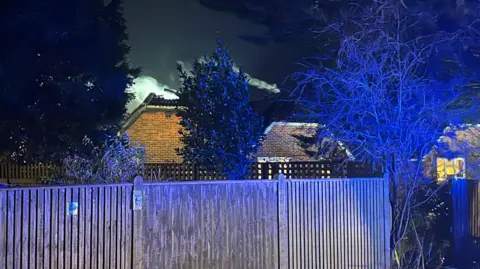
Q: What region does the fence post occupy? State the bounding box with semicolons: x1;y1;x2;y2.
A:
278;173;288;269
132;175;144;268
384;172;391;269
193;164;199;180
452;178;472;268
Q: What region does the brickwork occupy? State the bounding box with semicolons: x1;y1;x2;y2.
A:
125;110;184;163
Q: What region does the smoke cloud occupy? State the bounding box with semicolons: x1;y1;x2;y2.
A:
242;72;280;93
176;60;280;94
126;59;280;112
126;76;178;113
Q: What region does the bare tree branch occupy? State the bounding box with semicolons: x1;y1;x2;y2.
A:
290;0;480;268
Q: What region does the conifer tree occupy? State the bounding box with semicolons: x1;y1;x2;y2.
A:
0;0;139;163
176;40;263;180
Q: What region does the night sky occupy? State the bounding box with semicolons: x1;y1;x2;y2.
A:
123;0;309;111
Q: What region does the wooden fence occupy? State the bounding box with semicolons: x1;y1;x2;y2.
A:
0;163;54;186
143;161;380;181
451;178;480;268
0;161;380;186
0;176;391;269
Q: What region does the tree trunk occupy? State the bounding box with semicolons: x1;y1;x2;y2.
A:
386;154;398;264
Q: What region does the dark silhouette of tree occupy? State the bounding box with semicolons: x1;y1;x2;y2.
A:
291;130;351;161
176;40;263;180
0;0;139;163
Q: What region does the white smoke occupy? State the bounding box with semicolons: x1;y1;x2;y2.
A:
176;60;280;94
242;72;280;93
126;76;178;113
126;60;280;112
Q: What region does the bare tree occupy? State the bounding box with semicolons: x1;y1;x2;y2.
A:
291;1;479;268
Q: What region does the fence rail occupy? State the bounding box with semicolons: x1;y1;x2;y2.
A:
0;175;390;269
0;161;380;186
0;163;54;186
143;161;380;181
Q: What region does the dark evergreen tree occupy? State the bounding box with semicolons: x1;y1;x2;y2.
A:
0;0;139;163
176;40;263;180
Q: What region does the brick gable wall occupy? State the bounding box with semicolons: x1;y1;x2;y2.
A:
125;110;183;163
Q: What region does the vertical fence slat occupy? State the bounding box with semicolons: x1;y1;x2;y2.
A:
120;187;126;269
115;187;121;269
124;186;132;269
104;187;111;269
294;181;299;269
21;191;28;269
28;190;37;268
84;188;91;269
58;189;65;269
0;191;7;269
78;188;85;269
13;191;21;269
241;185;247;269
90;188;98;269
36;190;44;269
50;190;58;269
43;189;51;269
331;181;338;269
303;181;309;269
6;191;14;269
357;179;365;265
287;181;294;269
71;188;79;269
64;189;72;269
113;186;120;269
310;180;316;269
321;181;327;269
110;187;117;268
260;183;267;269
383;174;391;269
278;175;288;269
97;187;104;269
353;180;360;268
314;181;319;269
346;181;353;269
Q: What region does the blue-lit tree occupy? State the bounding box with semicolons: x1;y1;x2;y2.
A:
47;134;145;184
292;0;479;267
176;40;264;180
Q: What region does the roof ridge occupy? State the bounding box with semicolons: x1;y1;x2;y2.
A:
263;121;320;135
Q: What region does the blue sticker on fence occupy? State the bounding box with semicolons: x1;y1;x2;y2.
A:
67;202;78;216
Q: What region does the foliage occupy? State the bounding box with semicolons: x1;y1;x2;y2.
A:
393;178;453;267
46;134;145;184
176;40;264;180
291;0;479;267
0;0;139;164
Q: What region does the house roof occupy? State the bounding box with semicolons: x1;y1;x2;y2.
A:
256;122;352;161
122;93;180;132
122;92;277;132
436;125;480;155
147;94;180;107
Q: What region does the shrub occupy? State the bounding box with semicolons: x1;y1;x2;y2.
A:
46;134;145;184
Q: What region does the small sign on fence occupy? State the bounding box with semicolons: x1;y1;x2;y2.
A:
67;202;78;216
132;175;144;210
133;190;143;210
